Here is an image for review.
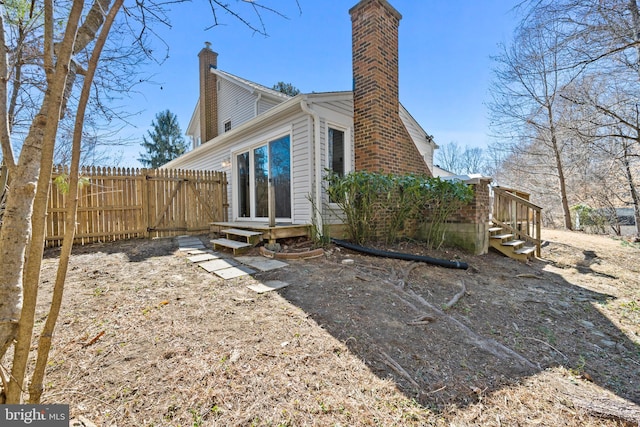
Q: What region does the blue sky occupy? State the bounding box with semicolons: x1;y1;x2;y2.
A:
118;0;518;167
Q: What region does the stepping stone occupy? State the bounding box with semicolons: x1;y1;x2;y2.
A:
185;249;207;255
235;256;288;272
178;245;205;251
214;265;256;279
176;237;203;244
247;280;290;294
187;253;219;263
198;258;238;273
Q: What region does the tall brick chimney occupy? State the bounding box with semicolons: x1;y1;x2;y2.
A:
349;0;431;175
198;42;218;144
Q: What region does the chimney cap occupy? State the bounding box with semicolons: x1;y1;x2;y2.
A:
349;0;402;21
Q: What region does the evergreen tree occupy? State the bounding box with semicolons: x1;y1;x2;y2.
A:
272;81;300;97
138;110;187;168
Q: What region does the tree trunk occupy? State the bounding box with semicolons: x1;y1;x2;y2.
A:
2;0;86;404
0;8;15;171
548;109;573;230
623;139;640;236
28;0;123;403
628;0;640;78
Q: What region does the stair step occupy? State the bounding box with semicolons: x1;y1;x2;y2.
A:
211;238;253;255
221;228;263;238
490;233;514;240
514;246;536;255
220;228;263;246
502;240;525;247
488;227;503;233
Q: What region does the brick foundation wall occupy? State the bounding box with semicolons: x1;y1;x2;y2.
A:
448;180;491;224
334;177;491;253
199;43;218;144
428;179;491;255
350;0;431;176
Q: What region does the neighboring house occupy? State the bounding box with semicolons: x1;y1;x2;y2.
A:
164;0;437;230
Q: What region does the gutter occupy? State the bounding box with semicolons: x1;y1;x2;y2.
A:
163;94;307;169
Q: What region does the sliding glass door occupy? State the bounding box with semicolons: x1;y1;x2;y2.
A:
235;135;291;221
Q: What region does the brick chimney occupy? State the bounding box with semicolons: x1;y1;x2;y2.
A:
349;0;431;175
198;42;218;143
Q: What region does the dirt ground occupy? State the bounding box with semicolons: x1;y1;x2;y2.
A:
28;228;640;426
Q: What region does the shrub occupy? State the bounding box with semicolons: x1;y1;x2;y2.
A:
325;171;474;248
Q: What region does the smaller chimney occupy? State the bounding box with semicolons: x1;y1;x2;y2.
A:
350;0;431;175
198;42;218;143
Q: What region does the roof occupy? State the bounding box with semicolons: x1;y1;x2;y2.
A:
212;68;291;101
168;92;353;169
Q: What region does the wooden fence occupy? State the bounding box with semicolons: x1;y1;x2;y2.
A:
46;166;227;246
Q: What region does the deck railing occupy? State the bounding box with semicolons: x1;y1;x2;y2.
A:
492;187;543;257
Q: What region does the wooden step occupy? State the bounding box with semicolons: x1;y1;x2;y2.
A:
491;233;514;240
222;228;262;238
502;239;525;247
488;227;503;233
211;238;253;255
221;228;263;245
489;239;534;261
514;246;536;256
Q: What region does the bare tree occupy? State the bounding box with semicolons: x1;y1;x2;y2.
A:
435;141;488;175
509;0;640;235
489;10;579;229
0;0;299;404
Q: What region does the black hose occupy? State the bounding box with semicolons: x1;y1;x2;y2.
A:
331;238;469;270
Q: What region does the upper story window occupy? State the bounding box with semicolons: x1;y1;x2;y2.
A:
224;120;232;133
328;127;345;176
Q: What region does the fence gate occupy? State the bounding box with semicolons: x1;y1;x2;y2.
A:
145;168;227;235
45;166;227;246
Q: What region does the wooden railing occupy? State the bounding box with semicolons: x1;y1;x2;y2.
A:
492;187;543;257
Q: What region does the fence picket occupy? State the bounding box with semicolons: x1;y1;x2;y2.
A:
44;167;227;246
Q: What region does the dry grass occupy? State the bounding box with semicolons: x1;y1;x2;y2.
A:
16;229;640;426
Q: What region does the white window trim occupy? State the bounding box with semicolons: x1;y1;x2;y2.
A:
326;123;351;175
325;123;351;207
231;126;293;222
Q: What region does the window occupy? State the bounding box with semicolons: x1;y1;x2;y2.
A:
224;120;232;133
328;127;345;176
234;134;292;221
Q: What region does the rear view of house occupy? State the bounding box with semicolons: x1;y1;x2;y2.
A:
164;0;437;231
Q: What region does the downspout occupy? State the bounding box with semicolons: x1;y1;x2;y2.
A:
300;99;323;236
254;92;262;117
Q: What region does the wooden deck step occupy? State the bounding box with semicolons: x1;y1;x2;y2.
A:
514;246;536;255
222;228;263;238
501;240;525;247
491;233;514;240
211;238;253;255
221;228;263;245
488;227;503;233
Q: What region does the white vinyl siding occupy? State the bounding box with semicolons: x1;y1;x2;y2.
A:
226;113;311;223
290;114;312;223
217;79;258;135
257;97;282;115
311;98;354;225
168;93;359;227
400;106;435;171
